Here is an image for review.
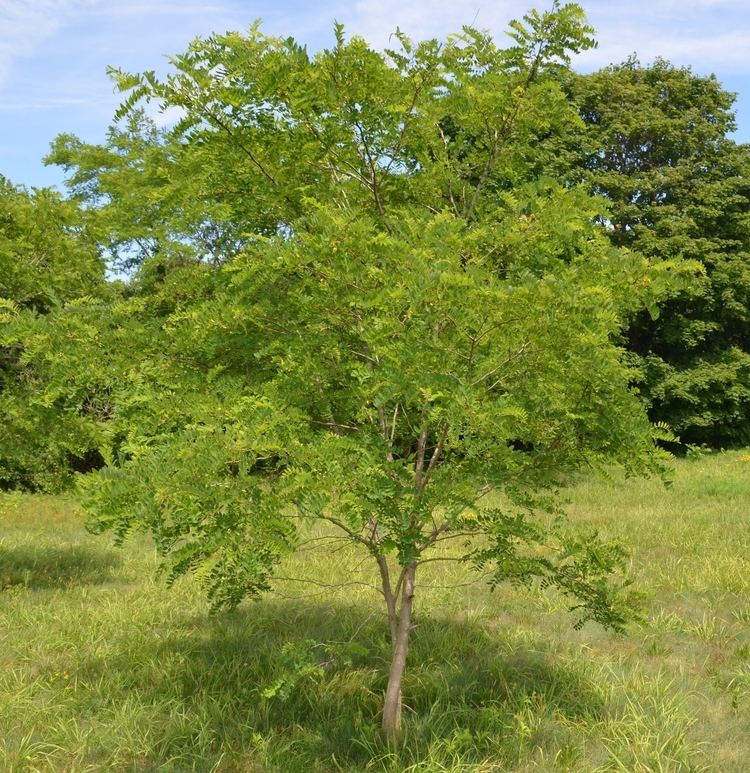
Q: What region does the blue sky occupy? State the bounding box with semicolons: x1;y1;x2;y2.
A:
2;0;750;189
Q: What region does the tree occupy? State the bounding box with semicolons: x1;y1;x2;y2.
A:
48;111;249;272
0;177;103;312
22;4;685;736
0;178;107;490
570;59;750;447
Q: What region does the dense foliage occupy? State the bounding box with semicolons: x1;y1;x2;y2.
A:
570;59;750;447
0;178;106;490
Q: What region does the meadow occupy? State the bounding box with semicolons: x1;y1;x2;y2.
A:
1;451;749;772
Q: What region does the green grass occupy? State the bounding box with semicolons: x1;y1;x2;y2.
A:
1;451;749;771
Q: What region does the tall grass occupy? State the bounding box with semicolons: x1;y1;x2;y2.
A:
1;451;749;771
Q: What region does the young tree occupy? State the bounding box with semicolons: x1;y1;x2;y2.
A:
569;59;750;447
24;5;685;736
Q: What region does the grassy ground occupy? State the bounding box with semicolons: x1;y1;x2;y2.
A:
1;451;749;772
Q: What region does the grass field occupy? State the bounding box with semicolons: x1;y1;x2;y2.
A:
1;451;749;772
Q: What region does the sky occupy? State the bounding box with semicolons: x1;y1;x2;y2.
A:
2;0;750;190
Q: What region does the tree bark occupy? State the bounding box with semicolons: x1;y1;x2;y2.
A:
381;562;416;740
376;553;399;646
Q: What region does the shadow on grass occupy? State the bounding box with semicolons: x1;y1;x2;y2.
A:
78;599;608;772
0;542;123;590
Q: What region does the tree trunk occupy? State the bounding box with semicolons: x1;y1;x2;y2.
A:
381;562;416;740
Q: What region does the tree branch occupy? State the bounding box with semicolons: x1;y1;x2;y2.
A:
469;341;531;389
272;575;382;594
423;425;448;485
319;514;373;548
376;554;399;644
355;121;393;234
414;426;429;490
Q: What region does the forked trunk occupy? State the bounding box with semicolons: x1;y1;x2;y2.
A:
381;563;416;739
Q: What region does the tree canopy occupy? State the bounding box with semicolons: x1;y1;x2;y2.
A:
570;58;750;447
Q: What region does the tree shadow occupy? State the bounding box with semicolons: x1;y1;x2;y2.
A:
76;599;610;771
0;542;123;590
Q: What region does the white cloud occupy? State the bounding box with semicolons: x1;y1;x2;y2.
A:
326;0;750;74
3;0;750;92
652;0;745;8
576;2;750;73
577;29;750;72
0;0;245;88
146;103;186;129
335;0;530;49
0;95;92;110
95;2;227;18
0;0;99;84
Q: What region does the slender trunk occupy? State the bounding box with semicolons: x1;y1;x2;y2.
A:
376;553;398;645
382;562;416;739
